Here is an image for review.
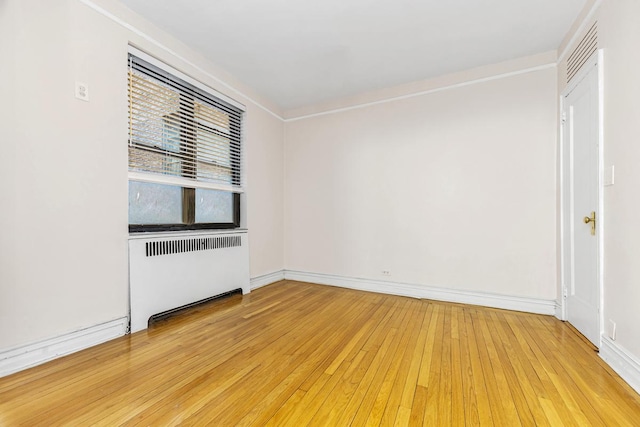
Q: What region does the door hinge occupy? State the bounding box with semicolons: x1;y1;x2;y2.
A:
561;111;567;124
563;287;568;299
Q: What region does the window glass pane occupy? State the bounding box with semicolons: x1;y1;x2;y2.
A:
196;128;231;167
195;100;233;185
129;147;182;176
129;71;181;152
195;189;234;223
197;160;231;184
129;181;182;224
162;115;181;153
195;101;230;134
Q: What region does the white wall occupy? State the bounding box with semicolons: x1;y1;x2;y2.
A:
558;0;640;360
284;64;558;300
245;108;285;277
0;0;19;348
0;0;284;351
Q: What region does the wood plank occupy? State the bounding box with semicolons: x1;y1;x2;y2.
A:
463;307;493;426
379;301;430;427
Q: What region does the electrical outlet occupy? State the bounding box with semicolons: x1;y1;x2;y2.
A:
609;320;617;340
75;81;89;101
382;270;391;276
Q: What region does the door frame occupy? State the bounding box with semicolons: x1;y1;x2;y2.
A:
558;50;604;346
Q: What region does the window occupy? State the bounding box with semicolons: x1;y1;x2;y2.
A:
127;49;244;232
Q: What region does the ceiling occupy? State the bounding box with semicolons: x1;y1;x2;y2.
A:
120;0;587;111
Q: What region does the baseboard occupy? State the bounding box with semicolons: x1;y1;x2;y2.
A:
250;270;286;290
0;317;128;378
283;270;556;315
599;336;640;395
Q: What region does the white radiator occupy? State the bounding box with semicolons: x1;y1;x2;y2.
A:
128;230;249;333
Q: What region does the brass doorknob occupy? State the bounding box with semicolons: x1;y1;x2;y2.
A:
583;211;596;235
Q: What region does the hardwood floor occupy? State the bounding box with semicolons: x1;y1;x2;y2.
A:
1;280;639;426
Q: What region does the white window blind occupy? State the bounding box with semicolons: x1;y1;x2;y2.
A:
128;53;244;193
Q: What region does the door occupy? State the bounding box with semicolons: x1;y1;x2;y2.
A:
561;57;601;347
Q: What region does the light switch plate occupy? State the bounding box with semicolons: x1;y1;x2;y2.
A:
604;165;614;186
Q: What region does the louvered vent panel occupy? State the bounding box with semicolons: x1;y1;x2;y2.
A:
567;22;598;83
145;235;242;257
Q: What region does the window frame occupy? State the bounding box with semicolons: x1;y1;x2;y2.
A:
128;192;241;232
127;47;245;233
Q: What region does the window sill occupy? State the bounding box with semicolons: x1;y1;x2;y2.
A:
128;228;248;240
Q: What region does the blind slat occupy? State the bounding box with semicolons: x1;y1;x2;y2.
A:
130;58;243;117
128;55;243;191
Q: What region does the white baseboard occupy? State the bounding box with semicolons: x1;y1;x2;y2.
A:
599;336;640;395
283;270;556;315
250;270;286;290
0;317;128;378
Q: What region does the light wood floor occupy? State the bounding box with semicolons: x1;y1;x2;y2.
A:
1;281;639;426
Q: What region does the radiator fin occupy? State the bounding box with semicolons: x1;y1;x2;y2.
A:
145;235;242;257
567;22;598;83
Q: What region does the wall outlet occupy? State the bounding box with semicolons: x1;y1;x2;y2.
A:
609;319;617;340
382;270;391;276
75;81;89;102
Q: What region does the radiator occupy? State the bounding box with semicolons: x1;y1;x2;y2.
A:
128;230;249;333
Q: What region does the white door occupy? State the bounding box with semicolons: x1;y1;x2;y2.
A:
561;57;601;347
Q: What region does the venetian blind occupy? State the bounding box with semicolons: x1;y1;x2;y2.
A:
128;53;244;193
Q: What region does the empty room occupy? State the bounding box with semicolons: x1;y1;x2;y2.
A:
2;0;640;425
